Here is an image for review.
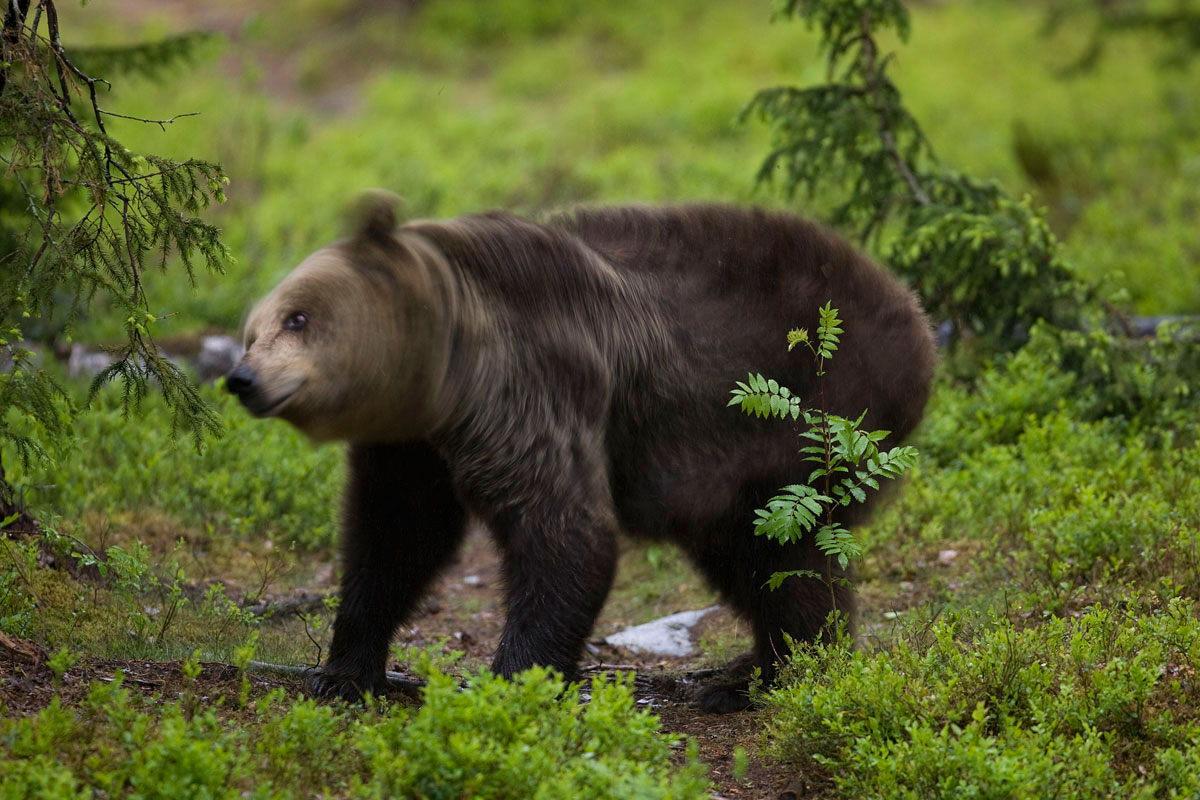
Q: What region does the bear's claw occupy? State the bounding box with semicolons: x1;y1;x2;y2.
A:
304;666;378;702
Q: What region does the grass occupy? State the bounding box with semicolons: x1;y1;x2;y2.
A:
764;598;1200;798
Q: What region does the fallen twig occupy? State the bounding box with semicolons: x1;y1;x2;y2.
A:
245;660;426;694
683;667;724;679
581;663;640;672
243;591;335;618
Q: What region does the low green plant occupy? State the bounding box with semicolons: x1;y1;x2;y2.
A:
0;524;38;636
765;599;1200;798
47;646;79;687
866;396;1200;609
393;638;466;677
0;666;710;799
730;304;918;598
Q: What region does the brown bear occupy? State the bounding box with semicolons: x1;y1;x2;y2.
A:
226;195;936;712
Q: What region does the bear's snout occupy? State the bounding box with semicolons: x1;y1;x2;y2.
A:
225;364;258;398
225;363;306;418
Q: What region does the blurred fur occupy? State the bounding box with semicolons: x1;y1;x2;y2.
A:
236;198;937;712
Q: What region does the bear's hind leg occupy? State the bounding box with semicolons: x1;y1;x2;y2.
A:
691;532;853;713
747;545;854;680
309;442;467;701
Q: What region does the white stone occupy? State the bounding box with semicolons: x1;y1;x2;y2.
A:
604;606;721;657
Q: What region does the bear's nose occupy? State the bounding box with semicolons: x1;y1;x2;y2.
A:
225;364;258;397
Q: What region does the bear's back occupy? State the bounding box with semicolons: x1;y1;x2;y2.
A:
549;205;935;536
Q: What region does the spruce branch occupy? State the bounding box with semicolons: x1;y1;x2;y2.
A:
1;0;230;494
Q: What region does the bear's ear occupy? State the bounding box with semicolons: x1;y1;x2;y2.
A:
346;189;407;243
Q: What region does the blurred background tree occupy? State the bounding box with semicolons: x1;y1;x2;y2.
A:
1045;0;1200;72
743;0;1199;426
0;0;227;507
742;0;1092;350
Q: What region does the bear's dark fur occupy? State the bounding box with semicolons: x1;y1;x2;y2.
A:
233;201;936;713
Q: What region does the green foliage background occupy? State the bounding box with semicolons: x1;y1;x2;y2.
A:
2;0;1200;796
62;0;1200;339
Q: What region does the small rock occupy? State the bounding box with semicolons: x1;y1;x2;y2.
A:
420;597;442;615
899;580;915;591
192;335;244;382
937;549;958;565
604;606;720;657
67;343;115;378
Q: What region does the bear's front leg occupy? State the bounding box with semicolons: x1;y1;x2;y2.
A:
307;442;467;701
489;502;618;681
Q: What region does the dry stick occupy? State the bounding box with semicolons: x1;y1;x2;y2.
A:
1102;299;1136;338
581;663;640;672
245;661;425;694
684;666;723;679
43;2;78;125
27;0;41;45
243;591;336;618
0;0;31;97
98;108;200;131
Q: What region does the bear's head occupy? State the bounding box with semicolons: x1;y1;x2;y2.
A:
226;192;461;443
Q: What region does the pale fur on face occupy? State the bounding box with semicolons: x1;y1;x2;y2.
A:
238;234;461;444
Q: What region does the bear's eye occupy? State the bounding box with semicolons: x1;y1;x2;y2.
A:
283;312;309;332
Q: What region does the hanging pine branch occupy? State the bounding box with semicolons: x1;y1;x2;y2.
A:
0;0;228;490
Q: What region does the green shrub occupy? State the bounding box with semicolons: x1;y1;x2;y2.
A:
867;400;1200;603
0;535;38;636
5;382;342;549
0;667;708;799
359;668;706;799
765;601;1200;798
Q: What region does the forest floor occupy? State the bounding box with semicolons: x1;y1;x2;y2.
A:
2;522;827;799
